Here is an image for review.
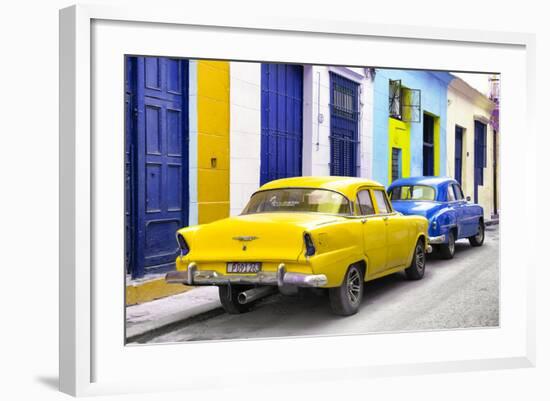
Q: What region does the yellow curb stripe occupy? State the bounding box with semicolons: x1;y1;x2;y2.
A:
126;278;193;306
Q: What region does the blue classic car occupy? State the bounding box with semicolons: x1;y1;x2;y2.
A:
387;177;484;259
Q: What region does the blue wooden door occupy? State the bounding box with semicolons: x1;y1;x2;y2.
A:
260;64;303;186
454;126;463;185
125;57;137;275
126;56;189;278
474;120;487;203
329;73;359;177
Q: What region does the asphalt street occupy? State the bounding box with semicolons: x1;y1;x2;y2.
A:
132;225;499;344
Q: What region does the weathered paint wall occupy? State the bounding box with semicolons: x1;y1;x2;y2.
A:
447;78;496;220
373;69;452;186
303;66;374;178
196;61;230;223
229;62;261;216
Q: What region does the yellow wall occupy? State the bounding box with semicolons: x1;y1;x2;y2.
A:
197;61;230;223
388;117;411;181
433;115;440;176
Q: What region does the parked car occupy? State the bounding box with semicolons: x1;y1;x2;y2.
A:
166;176;430;316
387;176;484;259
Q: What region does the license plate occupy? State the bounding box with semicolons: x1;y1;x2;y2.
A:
226;262;261;274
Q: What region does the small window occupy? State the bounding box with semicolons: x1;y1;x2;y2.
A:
357;190;375;215
391;148;402;182
447;185;456;201
373;190;391;214
453;184;464;200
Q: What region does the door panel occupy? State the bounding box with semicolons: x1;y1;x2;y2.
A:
361;217;387;276
128;56;189;278
260;64;303;185
449;183;465;238
385;214;412;268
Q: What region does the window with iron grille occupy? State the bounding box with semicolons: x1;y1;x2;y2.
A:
391;147;402;182
329;73;359;177
423;113;435;176
389;79;421;123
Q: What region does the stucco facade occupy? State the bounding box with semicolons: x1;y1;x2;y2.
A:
446;77;498;220
372;69;453;187
229;63;375;216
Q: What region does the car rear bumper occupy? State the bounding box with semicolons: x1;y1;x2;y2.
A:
165;262;328;288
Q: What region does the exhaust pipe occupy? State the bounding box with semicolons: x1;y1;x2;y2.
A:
237;286;277;305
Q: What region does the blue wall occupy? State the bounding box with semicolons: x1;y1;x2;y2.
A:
372;69;453;186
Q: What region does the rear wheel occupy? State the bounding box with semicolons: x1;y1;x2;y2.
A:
218;284;253;314
329;264;364;316
469;222;485;247
405;239;426;280
439;231;455;259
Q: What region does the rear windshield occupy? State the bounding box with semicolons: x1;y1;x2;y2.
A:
242;188;352;216
389;185;436;201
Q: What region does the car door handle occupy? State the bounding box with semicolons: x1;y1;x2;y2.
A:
361;219;367;224
383;216;389;221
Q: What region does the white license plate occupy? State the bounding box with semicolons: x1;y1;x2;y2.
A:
226;262;261;274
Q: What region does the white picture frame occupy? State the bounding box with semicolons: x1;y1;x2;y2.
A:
59;4;536;396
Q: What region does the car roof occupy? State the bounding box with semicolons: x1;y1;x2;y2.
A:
258;176;385;199
388;176;457;191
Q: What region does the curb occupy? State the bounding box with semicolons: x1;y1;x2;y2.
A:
126;276;192;306
125;286;222;341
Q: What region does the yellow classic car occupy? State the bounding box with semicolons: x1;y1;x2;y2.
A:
166;176;430;316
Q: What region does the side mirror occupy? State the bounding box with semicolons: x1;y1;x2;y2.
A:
466;196;471;202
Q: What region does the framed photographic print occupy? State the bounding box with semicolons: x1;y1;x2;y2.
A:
59;3;535;396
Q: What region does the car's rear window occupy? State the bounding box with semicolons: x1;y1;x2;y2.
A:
241;188;352;216
389;185;436;201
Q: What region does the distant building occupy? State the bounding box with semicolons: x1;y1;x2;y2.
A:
446;75;499;220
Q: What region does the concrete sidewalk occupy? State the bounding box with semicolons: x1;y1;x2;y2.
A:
126;286;222;340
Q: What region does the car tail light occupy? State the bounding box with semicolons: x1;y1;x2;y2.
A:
304;233;316;257
176;233;190;256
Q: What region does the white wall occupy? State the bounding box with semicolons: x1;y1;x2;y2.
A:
447;78;497;220
305;66;374;178
229;62;262;216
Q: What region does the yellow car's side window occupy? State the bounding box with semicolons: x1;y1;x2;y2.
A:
357;189;375;216
373;189;393;214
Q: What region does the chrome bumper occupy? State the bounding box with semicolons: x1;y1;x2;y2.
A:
428;234;446;244
165;262;328;288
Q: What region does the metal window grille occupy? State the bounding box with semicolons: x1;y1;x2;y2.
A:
389;79;421;123
389;79;402;119
329;73;359;177
391;148;401;182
